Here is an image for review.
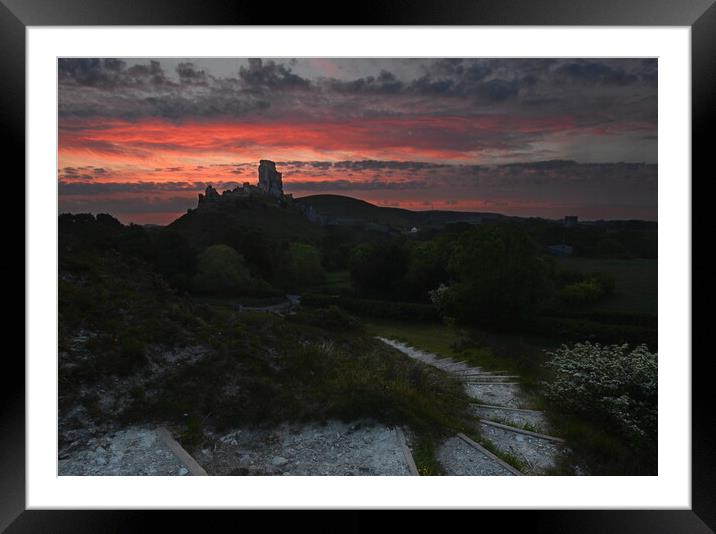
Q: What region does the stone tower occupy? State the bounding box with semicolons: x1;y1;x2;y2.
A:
258;160;283;197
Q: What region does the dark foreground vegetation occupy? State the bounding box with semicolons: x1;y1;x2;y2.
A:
59;202;657;475
59;218;475;473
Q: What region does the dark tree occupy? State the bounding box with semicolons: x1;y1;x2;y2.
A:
349;241;410;297
436;224;553;327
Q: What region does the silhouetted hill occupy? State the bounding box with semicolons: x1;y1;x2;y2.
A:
295;194;419;227
169;194;324;249
295;194;507;229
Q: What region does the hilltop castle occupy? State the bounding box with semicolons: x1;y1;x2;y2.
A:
196;159;291;208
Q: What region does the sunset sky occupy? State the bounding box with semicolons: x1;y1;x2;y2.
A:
58;58;658;224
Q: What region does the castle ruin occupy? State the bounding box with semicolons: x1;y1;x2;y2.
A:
257;160;283;198
196;159;290;209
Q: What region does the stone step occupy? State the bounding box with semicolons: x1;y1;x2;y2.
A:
455;369;509;375
463;380;520;386
477;423;568;475
436;434;521;476
458;374;519;378
479;419;564;443
460;377;520;382
472;403;544;414
455;433;523;476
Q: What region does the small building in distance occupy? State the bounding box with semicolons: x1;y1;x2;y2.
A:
563;215;579;227
546;244;574;257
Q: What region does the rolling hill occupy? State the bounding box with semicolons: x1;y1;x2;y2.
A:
169;195;325;249
294;194;507;230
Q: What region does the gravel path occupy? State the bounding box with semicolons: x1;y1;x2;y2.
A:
464;383;527;408
59;426;191;476
437;436;516;476
471;405;550;434
478;423;567;475
201;420;412;476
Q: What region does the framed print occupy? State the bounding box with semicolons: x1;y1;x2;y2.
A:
4;0;712;531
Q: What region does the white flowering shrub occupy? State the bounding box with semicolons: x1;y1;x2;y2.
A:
428;283;451;314
543;342;657;444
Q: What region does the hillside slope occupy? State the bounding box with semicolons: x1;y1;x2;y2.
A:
59;224;473;462
295;194;506;229
169;197;324;249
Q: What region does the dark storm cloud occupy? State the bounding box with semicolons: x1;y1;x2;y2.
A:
503;160;577;169
58;180;242;195
58;58;658;132
286;179;428;191
446;161;657;189
328;70;405;94
239;58;311;92
326;62;521;102
284;159;657;192
332;160;449;172
553;60;639;85
58;58;274;119
58;58;173;88
476;79;520;101
59;165;113;181
59;195;195;215
176;62;208;85
140;94;271;120
277;161;334;170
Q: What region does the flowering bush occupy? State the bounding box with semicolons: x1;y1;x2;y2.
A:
543;342;657;444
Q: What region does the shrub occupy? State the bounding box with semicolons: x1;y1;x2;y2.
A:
555;271;616;306
556;279;604;305
282;242;325;289
193;244;253;295
543;342;657;446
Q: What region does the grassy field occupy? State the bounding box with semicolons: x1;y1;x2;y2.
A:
305;270;352;295
555;257;657;315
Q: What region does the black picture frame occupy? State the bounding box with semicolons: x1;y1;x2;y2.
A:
3;0;712;531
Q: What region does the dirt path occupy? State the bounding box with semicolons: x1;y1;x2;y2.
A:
377;337;570;475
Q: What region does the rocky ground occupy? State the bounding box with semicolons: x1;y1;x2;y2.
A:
58;420;413;476
58;332;570;477
59;427;190;476
198;420;412;476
